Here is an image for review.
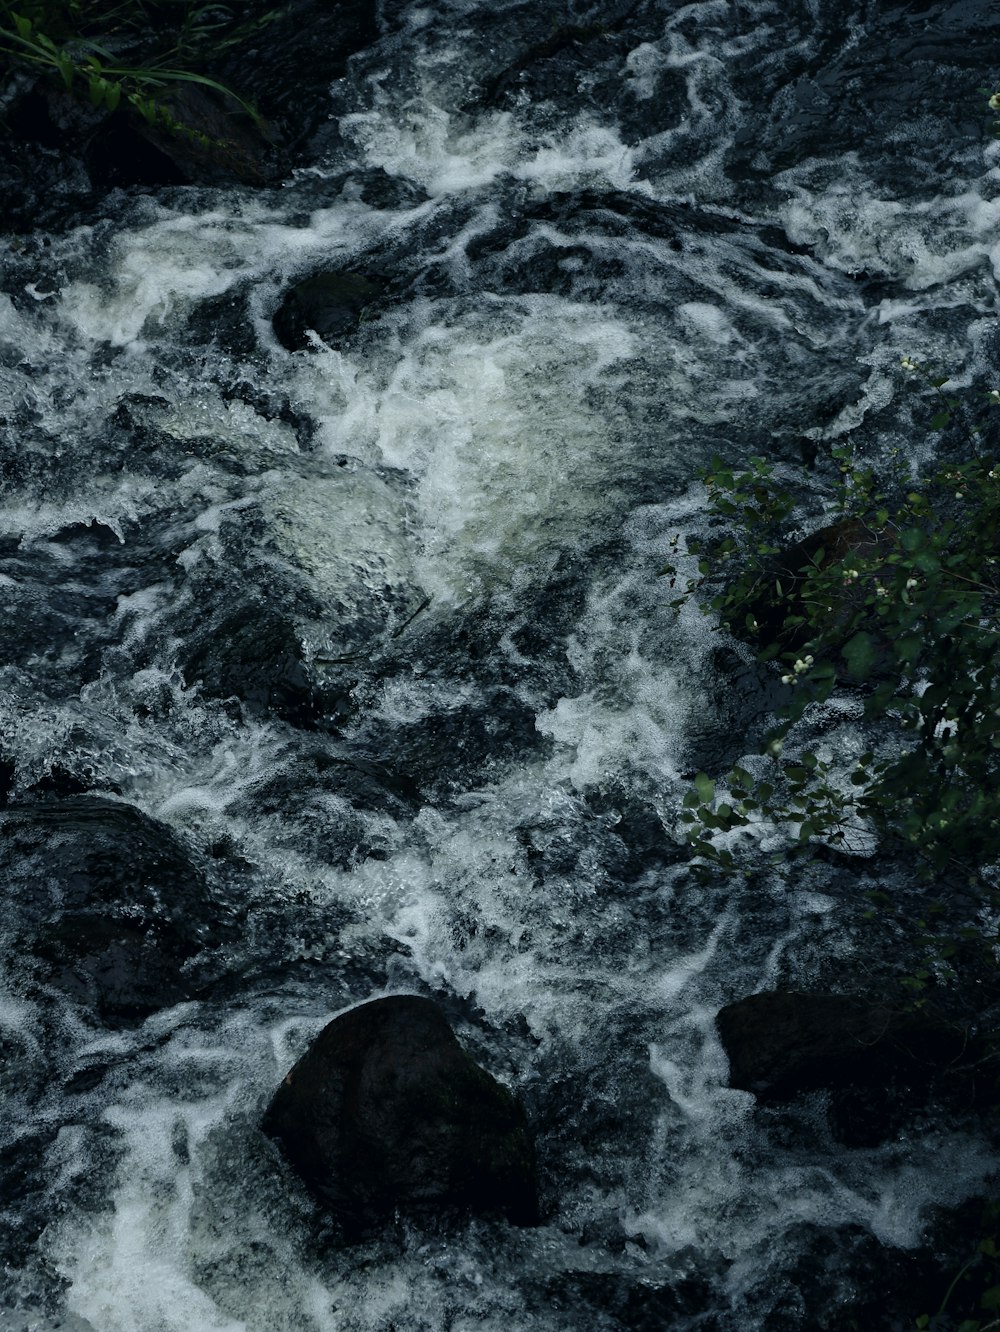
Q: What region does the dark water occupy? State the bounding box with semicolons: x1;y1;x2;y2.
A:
2;1;999;1328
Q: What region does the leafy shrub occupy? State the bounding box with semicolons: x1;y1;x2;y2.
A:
0;1;275;139
666;369;1000;897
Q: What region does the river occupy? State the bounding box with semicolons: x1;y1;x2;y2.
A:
2;1;999;1328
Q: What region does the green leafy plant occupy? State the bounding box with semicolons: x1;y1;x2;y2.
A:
0;1;275;142
663;358;1000;1332
665;365;1000;898
913;1207;1000;1329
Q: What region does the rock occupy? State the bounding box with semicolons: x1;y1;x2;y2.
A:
127;83;276;185
216;0;379;155
716;990;978;1146
2;797;217;1022
263;995;539;1236
182;599;335;729
272;271;388;350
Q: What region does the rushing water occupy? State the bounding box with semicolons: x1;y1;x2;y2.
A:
2;1;1000;1328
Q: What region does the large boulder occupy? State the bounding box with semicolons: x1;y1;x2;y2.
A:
263;995;539;1237
716;990;979;1145
2;796;217;1022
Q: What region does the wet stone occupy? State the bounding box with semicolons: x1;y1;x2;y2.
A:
182;599;336;728
2;797;216;1022
541;1271;717;1332
272;271;389;351
717;990;982;1146
263;995;539;1239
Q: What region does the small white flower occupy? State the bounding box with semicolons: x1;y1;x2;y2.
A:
988;390;1000;405
781;673;795;685
990;92;1000;111
900;356;920;372
766;739;783;756
955;491;964;499
905;577;918;589
875;585;888;598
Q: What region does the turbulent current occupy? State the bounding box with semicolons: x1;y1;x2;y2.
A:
2;1;1000;1328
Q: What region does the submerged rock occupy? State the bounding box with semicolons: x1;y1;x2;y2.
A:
181;465;424;728
263;995;539;1237
716;990;979;1145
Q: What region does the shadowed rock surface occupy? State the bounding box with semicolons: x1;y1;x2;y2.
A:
263;995;539;1237
272;271;389;350
717;990;981;1146
2;797;215;1021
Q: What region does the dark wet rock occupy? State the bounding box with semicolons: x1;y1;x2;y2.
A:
126;84;275;186
682;643;787;776
0;536;121;694
351;167;429;210
272;271;389;351
2;797;217;1021
263;995;539;1237
541;1270;717;1332
755;1201;1000;1332
479;2;650;114
0;519;187;699
0;1128;60;1270
354;691;545;799
216;0;379;156
725;0;1000;184
182;599;343;729
717;990;982;1145
39;913;192;1019
239;745;417;865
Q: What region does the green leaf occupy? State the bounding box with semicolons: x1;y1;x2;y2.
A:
930;411;951;429
56;51;75;90
13;12;32;39
694;772;715;804
842;630;877;680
